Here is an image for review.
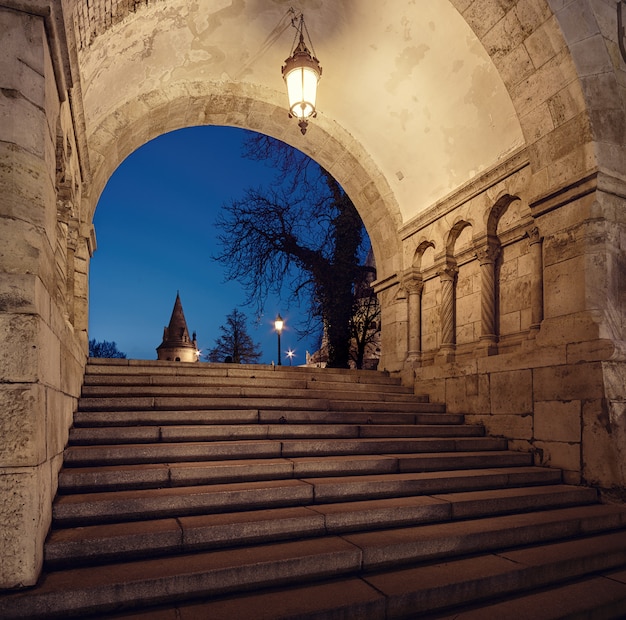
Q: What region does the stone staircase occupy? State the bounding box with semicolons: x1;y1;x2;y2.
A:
3;359;626;618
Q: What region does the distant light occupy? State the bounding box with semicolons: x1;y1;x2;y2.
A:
274;314;284;334
274;314;284;366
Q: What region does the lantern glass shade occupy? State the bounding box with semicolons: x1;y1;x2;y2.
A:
283;58;320;120
282;33;322;124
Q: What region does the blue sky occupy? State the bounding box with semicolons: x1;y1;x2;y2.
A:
89;126;316;365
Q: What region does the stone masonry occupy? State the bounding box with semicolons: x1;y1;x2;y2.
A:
1;0;625;590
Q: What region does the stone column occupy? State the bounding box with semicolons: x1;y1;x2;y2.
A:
527;226;544;338
437;266;457;363
404;269;423;364
476;240;500;356
0;5;81;589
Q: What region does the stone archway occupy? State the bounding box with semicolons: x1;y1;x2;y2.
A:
2;0;626;590
84;84;404;281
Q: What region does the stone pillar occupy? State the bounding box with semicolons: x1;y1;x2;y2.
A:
476;240;500;355
0;4;82;589
527;226;544;337
404;269;423;364
437;266;457;363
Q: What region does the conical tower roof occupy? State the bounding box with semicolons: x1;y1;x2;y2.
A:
156;293;198;361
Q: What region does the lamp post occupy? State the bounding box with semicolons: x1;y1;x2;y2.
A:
286;348;295;366
274;314;284;366
282;13;322;135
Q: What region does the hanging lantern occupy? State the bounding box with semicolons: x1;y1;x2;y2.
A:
282;14;322;135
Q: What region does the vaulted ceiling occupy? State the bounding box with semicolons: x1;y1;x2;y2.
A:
71;0;524;228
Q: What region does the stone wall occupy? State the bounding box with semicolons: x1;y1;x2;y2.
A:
0;3;88;587
389;152;626;495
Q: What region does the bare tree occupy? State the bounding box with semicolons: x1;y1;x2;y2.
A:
89;339;127;359
206;308;262;364
350;271;381;369
214;135;367;368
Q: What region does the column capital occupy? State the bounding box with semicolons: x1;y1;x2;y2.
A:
475;240;500;265
403;268;424;295
527;225;543;245
437;265;458;281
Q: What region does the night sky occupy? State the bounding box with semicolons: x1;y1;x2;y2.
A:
88;126;316;365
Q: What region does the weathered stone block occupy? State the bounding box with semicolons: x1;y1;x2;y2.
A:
500;310;521;335
533;362;604;401
445;373;490;414
0;143;54;229
0;313;39;383
462;0;506;39
0;273;49;318
567;339;618;364
499;277;530;314
536;313;603;347
534;439;580;474
543;255;586;318
535;400;581;443
46;388;72;460
582;398;626;489
0;9;46;102
601;361;626;401
524;17;564;70
0;217;56;293
456;290;480;325
0;383;46;467
496;42;534;89
490;369;532;414
483;412;533;439
0;464;50;588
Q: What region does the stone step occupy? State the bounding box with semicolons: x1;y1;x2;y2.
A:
5;506;626;619
45;485;598;567
62;436;509;467
85;360;404;386
25;359;621;618
67;423;484;445
329;399;445;413
429;571;626;620
58;451;534;493
77;395;444;412
72;409;462;427
89;570;626;620
83;374;414;395
51;467;562;526
80;382;418;399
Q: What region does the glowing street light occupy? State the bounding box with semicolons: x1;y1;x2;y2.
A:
286;348;295;365
274;314;284;365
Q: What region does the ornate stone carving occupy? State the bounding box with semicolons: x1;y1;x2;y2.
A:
527;225;544;334
438;266;457;348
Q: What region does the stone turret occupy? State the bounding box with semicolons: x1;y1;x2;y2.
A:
156;293;198;362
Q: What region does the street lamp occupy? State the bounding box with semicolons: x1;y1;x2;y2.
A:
282;12;322;135
274;314;284;366
286;348;295;365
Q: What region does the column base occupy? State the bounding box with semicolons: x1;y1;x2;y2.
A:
435;346;456;364
405;351;422;365
476;336;498;357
